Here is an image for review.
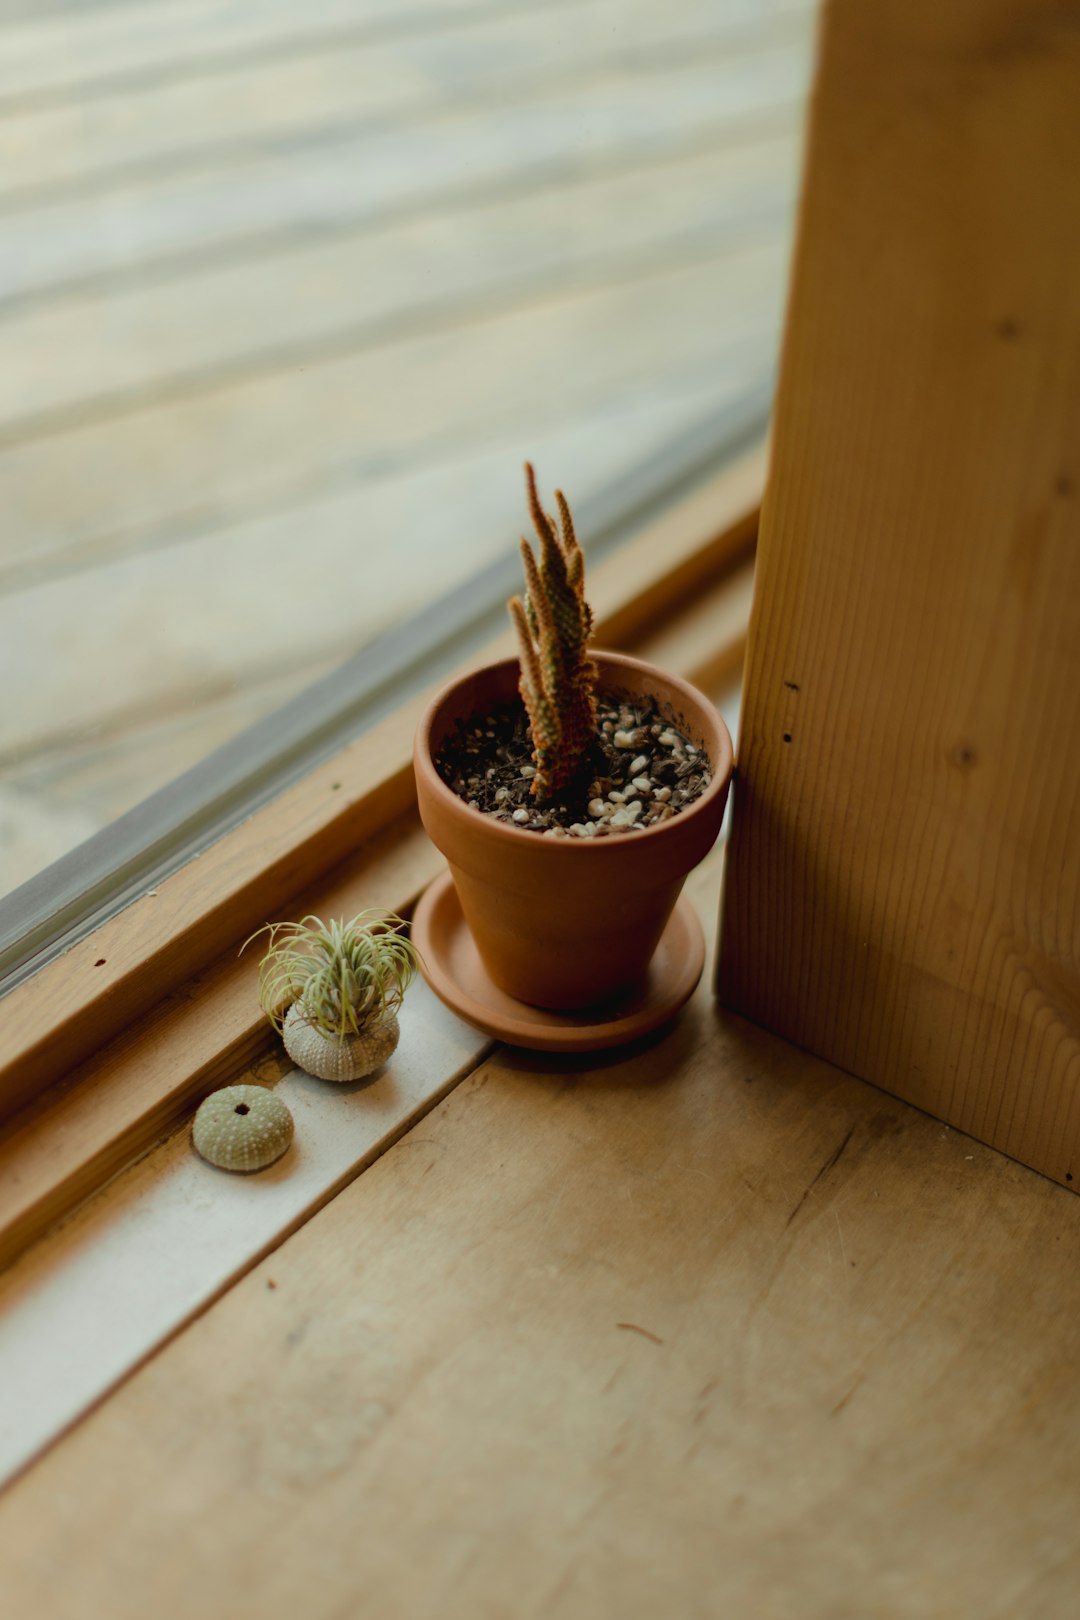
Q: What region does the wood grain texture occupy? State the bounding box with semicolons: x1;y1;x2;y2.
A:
2;846;1078;1617
719;0;1080;1186
0;462;759;1270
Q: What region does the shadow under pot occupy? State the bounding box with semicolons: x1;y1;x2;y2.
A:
413;650;733;1011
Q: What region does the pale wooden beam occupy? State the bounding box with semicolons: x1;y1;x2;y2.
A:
719;0;1080;1186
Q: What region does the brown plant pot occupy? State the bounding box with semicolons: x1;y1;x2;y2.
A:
413;650;734;1011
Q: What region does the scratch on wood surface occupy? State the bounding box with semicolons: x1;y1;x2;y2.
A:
616;1322;664;1345
830;1377;861;1417
786;1123;857;1227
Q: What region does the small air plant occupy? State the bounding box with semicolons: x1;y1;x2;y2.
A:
508;463;598;801
244;910;419;1082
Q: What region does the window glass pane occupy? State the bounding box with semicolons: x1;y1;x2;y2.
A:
0;0;816;900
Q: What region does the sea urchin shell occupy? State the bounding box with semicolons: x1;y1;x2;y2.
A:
283;1003;400;1082
192;1084;294;1173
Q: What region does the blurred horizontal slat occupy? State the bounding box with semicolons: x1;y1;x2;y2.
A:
0;48;807;310
0;0;810;205
0;368;766;777
0;0;552;110
0;0;813;897
0;133;796;579
0;247;785;760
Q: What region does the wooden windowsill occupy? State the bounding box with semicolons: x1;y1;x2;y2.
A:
0;444;763;1277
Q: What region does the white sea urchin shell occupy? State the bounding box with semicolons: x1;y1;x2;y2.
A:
283;1003;400;1082
192;1084;294;1173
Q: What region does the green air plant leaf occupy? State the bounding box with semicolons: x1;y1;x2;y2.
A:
508;463;598;799
242;909;420;1042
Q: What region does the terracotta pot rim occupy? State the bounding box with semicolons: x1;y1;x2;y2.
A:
414;648;734;854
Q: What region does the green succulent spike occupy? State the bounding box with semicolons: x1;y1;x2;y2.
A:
508;463;598;800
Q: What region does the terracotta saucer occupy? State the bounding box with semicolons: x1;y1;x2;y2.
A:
411;869;704;1052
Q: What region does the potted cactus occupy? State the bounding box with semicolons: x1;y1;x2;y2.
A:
245;910;419;1081
412;466;733;1023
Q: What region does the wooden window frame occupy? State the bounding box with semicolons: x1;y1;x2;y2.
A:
0;443;764;1273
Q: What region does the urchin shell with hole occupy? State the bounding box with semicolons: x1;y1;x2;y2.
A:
192;1084;294;1173
283;1003;400;1082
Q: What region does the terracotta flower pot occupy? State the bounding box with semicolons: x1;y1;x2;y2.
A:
413;651;734;1011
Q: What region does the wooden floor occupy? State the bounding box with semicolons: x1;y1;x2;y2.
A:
0;0;816;895
2;839;1078;1615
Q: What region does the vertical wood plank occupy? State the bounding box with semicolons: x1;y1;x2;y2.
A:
719;0;1080;1185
